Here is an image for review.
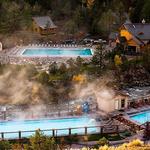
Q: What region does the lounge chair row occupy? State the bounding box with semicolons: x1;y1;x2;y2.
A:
28;44;85;48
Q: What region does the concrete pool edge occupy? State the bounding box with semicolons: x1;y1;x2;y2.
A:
128;109;150;124
20;46;94;57
0;115;97;123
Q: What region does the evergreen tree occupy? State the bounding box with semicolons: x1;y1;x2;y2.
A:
130;0;145;22
92;44;105;70
141;0;150;22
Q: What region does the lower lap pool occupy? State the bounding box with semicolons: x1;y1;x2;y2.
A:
130;110;150;124
0;117;98;139
22;48;93;57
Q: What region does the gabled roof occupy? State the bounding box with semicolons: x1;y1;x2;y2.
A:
123;23;150;40
114;90;129;99
32;16;57;29
123;86;150;100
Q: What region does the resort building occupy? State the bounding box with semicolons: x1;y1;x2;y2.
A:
32;16;57;35
98;90;129;113
118;20;150;53
124;86;150;108
98;87;150;113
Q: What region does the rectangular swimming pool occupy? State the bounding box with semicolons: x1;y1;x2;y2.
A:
22;48;93;57
130;110;150;124
0;117;98;139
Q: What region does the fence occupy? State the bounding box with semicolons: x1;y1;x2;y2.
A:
0;125;119;140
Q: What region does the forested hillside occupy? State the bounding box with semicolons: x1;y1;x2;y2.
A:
0;0;150;35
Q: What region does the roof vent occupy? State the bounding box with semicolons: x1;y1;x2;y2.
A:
142;19;146;24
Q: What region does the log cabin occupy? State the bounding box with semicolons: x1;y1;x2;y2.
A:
32;16;57;35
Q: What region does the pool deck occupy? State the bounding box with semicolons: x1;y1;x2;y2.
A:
0;113;99;123
126;105;150;116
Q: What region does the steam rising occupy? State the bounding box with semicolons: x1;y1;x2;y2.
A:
0;66;49;105
71;76;116;113
13;104;47;120
0;65;116;119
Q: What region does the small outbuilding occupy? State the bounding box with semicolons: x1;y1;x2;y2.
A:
97;90;129;113
32;16;57;35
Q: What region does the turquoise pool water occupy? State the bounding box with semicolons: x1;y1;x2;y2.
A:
22;48;93;57
130;110;150;124
0;117;98;139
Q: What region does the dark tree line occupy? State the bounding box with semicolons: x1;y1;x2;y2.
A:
0;0;150;34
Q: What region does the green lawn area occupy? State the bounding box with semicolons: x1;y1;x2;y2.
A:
88;130;132;142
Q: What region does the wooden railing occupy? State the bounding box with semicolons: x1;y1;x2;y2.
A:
0;125;119;140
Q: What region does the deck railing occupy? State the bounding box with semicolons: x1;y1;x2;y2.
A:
0;125;119;140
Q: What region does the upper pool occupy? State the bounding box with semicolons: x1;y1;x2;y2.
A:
0;117;98;139
22;48;93;57
130;110;150;124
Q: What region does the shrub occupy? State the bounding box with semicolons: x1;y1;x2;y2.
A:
97;137;109;146
128;139;144;147
0;141;11;150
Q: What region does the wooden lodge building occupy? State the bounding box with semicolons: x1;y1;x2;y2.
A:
109;20;150;53
119;20;150;53
32;16;57;35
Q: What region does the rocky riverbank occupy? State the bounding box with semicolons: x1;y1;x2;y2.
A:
120;66;150;87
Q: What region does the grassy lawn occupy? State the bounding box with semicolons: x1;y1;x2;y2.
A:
88;131;132;142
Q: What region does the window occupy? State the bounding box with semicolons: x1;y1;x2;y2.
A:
35;28;38;32
121;99;125;108
144;99;148;104
127;46;136;54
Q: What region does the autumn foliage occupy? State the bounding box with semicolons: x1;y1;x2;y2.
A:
114;55;123;67
87;0;95;9
81;139;150;150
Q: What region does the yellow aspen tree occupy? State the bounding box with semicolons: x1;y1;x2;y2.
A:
114;55;123;67
72;74;86;83
87;0;95;9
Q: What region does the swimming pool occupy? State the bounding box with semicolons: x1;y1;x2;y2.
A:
0;117;98;139
130;110;150;124
22;48;93;57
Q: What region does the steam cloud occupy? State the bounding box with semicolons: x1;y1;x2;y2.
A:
70;75;116;113
0;66;116;119
0;66;49;105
